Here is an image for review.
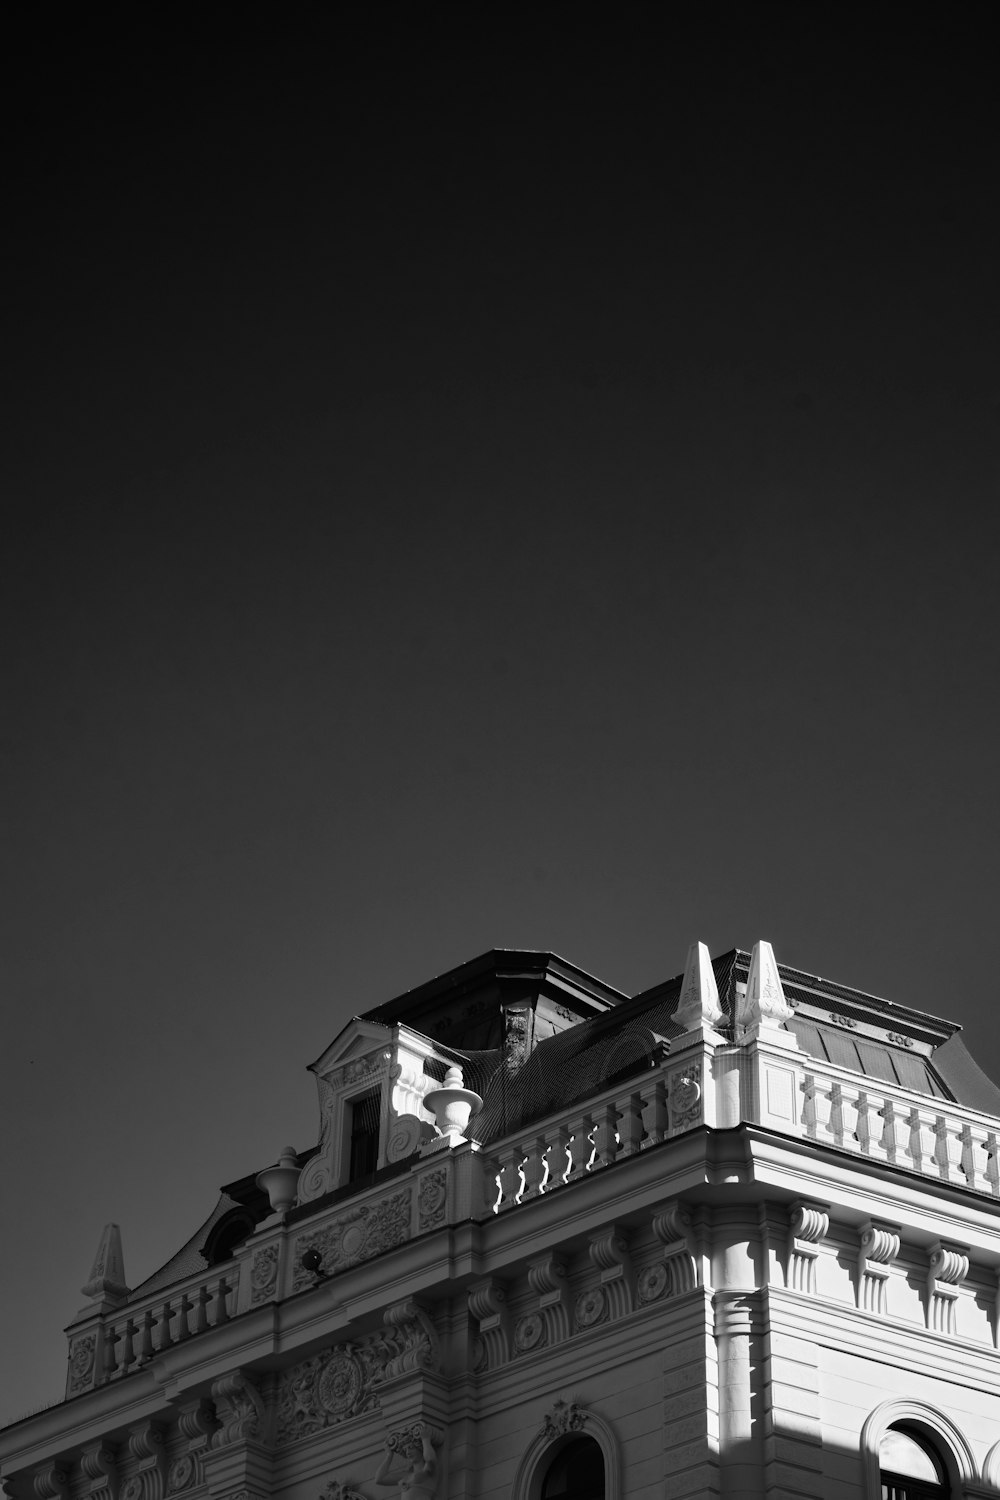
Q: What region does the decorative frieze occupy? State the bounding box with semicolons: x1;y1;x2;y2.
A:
293;1189;412;1289
275;1301;440;1445
787;1201;830;1296
857;1220;901;1315
926;1241;970;1336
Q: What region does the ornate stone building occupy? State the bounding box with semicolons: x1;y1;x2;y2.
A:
4;942;1000;1499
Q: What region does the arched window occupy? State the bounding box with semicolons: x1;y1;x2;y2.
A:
541;1438;604;1500
879;1426;947;1500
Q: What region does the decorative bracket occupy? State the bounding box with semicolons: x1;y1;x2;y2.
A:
857;1220;901;1316
382;1298;442;1375
210;1373;267;1447
79;1447;119;1500
787;1201;830;1296
527;1253;571;1345
926;1241;969;1336
467;1279;510;1368
587;1227;634;1320
646;1201;697;1302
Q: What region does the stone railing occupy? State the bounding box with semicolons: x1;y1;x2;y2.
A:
66;1264;238;1397
797;1060;1000;1195
64;1038;1000;1399
480;1040;1000;1211
484;1054;707;1212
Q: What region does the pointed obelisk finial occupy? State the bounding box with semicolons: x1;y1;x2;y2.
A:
80;1223;129;1309
672;941;725;1035
736;940;796;1044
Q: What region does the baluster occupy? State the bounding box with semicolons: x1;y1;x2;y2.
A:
175;1294;192;1341
194;1285;211;1334
960;1122;979;1190
214;1277;231;1325
566;1115;595;1181
542;1124;571;1191
118;1318;136;1374
591;1102;618;1169
986;1132;1000;1197
494;1146;524;1210
803;1075;831;1142
521;1135;547;1199
855;1090;875;1156
101;1326;119;1382
616;1093;644;1157
157;1301;174;1350
875;1098;899;1164
640;1078;667;1147
825;1079;847;1146
908;1107;935;1174
136;1310;156;1364
934;1115;962;1182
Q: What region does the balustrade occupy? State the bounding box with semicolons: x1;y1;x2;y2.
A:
95;1273;235;1385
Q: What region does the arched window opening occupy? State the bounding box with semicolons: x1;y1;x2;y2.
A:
203;1209;256;1266
879;1426;947;1500
541;1438;604;1500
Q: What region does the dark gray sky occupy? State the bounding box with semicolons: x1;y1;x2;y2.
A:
3;10;999;1421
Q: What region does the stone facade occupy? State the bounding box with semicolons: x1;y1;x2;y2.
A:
4;942;1000;1499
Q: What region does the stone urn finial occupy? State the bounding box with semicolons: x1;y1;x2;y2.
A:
422;1066;483;1146
256;1146;300;1215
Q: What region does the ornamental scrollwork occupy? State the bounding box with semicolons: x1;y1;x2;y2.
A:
293;1189;411;1290
667;1064;702;1129
541;1398;588;1439
68;1334;97;1392
250;1245;279;1305
319;1482;367;1500
417;1170;447;1231
276;1303;440;1445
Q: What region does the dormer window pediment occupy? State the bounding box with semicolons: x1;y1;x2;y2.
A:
297;1020;450;1205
